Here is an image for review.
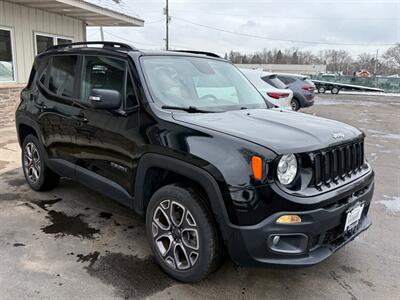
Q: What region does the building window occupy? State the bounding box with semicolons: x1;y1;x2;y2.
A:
35;33;73;55
57;38;72;45
0;27;15;82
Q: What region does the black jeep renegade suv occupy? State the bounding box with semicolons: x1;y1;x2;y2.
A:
16;42;374;282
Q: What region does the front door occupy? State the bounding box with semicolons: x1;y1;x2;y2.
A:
74;55;142;194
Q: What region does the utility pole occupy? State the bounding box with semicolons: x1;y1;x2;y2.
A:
164;0;170;50
100;26;104;41
373;48;379;74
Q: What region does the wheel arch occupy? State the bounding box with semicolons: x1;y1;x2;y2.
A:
134;153;233;240
16;116;43;147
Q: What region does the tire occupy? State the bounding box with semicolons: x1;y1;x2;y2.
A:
331;87;340;94
22;134;60;191
146;183;222;282
290;98;300;111
318;86;326;94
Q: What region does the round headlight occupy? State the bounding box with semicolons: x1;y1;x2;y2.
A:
277;154;298;185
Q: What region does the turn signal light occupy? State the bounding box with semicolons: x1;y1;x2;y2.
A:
251;156;263;181
276;215;302;224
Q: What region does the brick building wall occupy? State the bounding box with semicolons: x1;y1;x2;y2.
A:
0;84;24;128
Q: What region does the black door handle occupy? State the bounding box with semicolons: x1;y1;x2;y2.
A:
34;102;47;110
30;93;38;101
71;114;88;123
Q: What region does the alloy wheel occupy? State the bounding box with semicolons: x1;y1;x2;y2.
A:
152;199;200;270
291;100;299;111
23;142;41;184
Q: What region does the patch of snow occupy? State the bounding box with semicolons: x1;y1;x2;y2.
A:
366;129;400;140
315;99;379;107
377;196;400;214
369;153;378;162
341;91;400;97
315;99;347;106
379;150;392;153
379;133;400;140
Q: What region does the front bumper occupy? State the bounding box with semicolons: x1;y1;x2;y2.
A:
226;173;374;267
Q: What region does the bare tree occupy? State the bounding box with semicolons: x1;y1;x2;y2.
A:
383;44;400;69
225;47;398;75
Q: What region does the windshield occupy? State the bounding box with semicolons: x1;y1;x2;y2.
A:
140;56;267;110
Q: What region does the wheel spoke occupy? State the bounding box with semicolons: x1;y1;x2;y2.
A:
153;206;171;232
155;233;174;257
24;155;32;167
25;144;32;158
184;210;196;227
189;251;199;266
32;167;39;180
174;242;190;270
170;201;185;227
165;256;176;269
182;228;199;250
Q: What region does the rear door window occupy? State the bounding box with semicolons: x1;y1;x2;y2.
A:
48;55;78;98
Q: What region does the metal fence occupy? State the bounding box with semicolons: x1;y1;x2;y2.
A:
310;75;400;93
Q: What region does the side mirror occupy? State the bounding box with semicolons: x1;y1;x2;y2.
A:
89;89;121;110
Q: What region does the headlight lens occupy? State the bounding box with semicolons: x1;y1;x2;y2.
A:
277;154;298;185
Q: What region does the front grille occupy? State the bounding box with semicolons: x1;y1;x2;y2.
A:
310;140;365;189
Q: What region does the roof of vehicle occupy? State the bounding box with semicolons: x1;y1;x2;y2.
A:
239;68;277;78
276;73;309;80
38;41;226;61
240;68;288;92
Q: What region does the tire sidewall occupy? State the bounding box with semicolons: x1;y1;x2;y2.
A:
291;99;300;111
22;135;46;191
146;185;215;282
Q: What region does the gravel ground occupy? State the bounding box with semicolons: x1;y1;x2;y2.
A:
0;93;399;299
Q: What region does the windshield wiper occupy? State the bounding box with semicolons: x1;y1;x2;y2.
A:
161;105;219;113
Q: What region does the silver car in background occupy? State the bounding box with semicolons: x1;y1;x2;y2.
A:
240;68;293;109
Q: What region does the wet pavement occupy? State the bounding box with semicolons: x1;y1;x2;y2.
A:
0;94;399;299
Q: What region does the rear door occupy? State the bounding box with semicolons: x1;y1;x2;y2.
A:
35;54;82;174
73;55;141;194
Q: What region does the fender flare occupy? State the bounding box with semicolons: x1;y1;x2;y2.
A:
134;153;234;240
15;114;44;146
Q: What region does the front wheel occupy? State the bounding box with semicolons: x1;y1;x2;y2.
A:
318;86;326;94
146;183;222;282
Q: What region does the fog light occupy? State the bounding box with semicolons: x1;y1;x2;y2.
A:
276;215;302;224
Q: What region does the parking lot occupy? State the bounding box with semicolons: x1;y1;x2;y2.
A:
0;93;399;300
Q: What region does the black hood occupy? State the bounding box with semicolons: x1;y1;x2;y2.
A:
172;108;363;154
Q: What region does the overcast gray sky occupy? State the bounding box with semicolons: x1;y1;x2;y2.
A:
87;0;400;57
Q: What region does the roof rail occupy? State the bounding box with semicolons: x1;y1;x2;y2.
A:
171;50;221;58
47;41;137;52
